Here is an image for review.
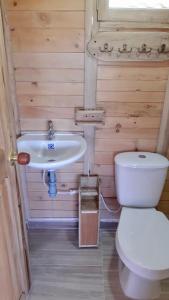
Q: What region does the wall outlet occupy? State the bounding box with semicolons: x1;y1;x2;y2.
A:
75;108;105;125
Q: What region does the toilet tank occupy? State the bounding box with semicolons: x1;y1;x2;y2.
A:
115;152;169;207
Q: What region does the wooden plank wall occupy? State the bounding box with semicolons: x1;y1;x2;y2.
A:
4;0;169;220
5;0;86;220
95;63;169;216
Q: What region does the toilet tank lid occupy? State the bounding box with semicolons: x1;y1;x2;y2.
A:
115;152;169;169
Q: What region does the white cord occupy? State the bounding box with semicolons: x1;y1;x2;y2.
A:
42;170;49;188
42;170;120;213
100;193;121;214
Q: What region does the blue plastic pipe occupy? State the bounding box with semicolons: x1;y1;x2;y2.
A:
48;170;57;198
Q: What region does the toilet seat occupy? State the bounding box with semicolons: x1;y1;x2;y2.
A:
116;207;169;280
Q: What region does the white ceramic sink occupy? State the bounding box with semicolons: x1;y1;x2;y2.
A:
17;133;87;170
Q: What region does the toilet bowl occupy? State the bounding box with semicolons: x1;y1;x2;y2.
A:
114;152;169;299
116;207;169;299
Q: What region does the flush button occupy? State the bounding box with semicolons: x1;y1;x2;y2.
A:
138;154;146;158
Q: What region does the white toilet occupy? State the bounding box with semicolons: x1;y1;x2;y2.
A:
114;152;169;300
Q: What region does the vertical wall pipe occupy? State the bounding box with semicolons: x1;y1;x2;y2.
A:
48;170;57;198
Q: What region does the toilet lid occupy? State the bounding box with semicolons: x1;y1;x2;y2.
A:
117;207;169;272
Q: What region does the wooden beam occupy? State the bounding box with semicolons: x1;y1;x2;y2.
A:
84;0;98;174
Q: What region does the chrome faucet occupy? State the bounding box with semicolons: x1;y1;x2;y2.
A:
47;120;55;140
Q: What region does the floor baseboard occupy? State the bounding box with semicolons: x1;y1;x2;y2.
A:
27;218;118;230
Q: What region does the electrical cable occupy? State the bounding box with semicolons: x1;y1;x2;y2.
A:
100;193;121;214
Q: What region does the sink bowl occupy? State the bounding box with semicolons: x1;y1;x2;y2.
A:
17;133;87;170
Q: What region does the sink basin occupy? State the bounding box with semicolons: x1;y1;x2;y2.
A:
17;133;87;170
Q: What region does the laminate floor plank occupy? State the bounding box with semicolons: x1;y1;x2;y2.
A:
28;229;169;300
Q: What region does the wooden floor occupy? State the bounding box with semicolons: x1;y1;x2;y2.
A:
28;229;169;300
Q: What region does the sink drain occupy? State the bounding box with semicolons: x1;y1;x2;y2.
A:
47;159;56;162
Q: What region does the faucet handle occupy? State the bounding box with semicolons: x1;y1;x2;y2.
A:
48;120;53;129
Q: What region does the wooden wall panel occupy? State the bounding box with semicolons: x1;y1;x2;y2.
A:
20;119;82;132
8;12;84;29
5;0;85;220
16;82;84;96
6;0;85;11
95;64;168;217
11;28;84;53
5;0;169;221
97;91;165;102
17;95;83;108
13;53;84;69
15;69;84;83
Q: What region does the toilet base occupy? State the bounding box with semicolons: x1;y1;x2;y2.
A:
118;259;161;299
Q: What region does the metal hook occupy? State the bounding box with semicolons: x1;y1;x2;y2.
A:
99;43;113;53
137;43;152;55
157;44;169;54
118;44;132;54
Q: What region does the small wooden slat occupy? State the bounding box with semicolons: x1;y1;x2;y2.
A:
20;119;82;131
15;68;84;83
27;182;79;192
11;28;84;53
95;152;115;165
17;95;83;108
95;138;137;151
26;173;79;183
17;95;84;108
30;210;77;218
19;106;74;119
80;189;98;197
95;128;158;140
100;21;169;30
97;80;167;92
6;0;85;11
100;176;115;188
100;102;162;117
28;191;78;201
97;117;161;131
98;60;169;68
97;91;165;103
30;200;77;211
8;12;84;29
13;53;84;69
94;164;114;176
26;163;83;173
97;66;169;81
104;117;161;130
16;82;83;96
101;187;115;198
95;138;157;152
